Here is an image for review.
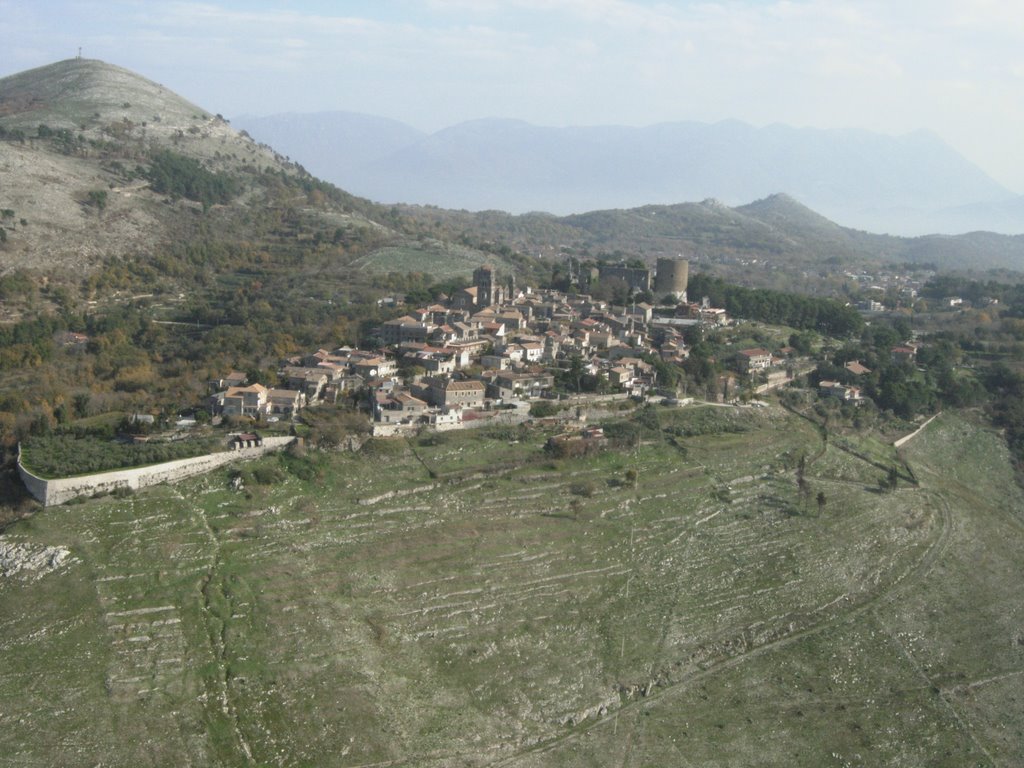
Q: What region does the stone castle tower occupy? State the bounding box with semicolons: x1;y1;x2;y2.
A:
654;257;689;301
473;265;507;307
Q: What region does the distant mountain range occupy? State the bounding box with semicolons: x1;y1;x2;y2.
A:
2;59;1023;279
236;112;1024;237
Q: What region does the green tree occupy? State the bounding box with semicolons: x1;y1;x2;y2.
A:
86;189;108;211
788;332;814;355
880;466;899;493
529;400;559;418
145;149;239;209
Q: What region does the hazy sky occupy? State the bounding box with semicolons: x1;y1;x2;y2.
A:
3;0;1023;193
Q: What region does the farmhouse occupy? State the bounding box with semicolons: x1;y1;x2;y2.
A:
425;378;487;410
819;380;864;403
737;348;773;373
215;383;268;417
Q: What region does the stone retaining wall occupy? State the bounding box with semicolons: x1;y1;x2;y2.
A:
17;437;296;507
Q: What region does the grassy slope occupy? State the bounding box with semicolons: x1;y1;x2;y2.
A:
0;407;1021;766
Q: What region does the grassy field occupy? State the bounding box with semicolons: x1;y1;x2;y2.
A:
1;406;1021;766
349;240;518;280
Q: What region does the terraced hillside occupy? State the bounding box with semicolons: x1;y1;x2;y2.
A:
1;405;1022;766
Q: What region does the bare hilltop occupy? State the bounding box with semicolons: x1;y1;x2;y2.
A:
0;59;375;274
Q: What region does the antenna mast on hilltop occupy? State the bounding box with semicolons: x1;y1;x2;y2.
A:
77;47;82;60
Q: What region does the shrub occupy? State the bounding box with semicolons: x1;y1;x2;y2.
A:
529;400;559;418
85;189;108;211
418;432;449;447
252;464;285;485
570;480;596;497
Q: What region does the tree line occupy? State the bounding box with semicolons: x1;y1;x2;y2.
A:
688;274;864;337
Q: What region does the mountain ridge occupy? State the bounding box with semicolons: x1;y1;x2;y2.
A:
235;112;1020;236
2;58;1023;280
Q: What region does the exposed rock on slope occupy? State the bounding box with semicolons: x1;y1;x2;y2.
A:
0;59;323;273
0;538;72;580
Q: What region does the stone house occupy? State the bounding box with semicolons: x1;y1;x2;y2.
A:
402;348;455;375
352;355;397;380
495;310;525;331
608;366;635;388
818;380;864;403
375;392;429;424
452;321;480;341
481;354;512;370
489;371;555;400
424;378;487;410
266;388;306;415
216;383;268;418
737;348;773;373
429;325;458;345
380;316;436;345
280;366;329;403
451;286;479;310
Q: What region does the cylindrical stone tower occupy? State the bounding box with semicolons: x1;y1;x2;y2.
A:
654;257;689;300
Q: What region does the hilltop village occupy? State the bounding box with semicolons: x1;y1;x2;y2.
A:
204;257;890;441
21;252;952;506
208;259;748;436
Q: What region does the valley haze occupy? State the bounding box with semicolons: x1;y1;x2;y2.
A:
4;0;1024;234
236;111;1024;236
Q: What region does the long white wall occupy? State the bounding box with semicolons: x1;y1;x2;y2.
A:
17;437;295;506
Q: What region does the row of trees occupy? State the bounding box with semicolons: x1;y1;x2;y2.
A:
985;364;1024;472
688;274;864;337
20;434;221;479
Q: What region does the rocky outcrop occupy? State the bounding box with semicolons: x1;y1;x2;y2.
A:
0;538;73;580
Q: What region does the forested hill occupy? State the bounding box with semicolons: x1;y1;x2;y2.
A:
393;194;1024;274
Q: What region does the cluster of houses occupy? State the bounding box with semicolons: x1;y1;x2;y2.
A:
844;267;931;311
208;347;391;420
205;261;928;434
207;262;734;434
370;264;700;433
815;345;919;405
